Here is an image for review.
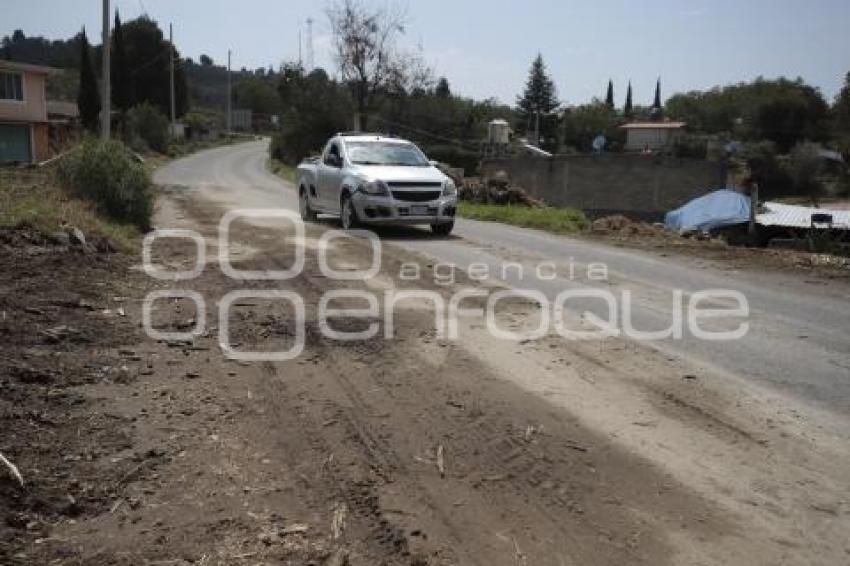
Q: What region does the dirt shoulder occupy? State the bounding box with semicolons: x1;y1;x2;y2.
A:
584;215;850;281
2;188;849;565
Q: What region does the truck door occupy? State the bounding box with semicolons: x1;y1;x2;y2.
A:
317;141;344;211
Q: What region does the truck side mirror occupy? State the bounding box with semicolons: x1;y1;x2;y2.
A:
325;153;342;168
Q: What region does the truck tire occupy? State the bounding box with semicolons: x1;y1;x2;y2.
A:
431;221;454;237
299;188;318;222
340;193;361;230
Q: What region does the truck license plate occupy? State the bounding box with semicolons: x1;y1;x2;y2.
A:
411;205;428;215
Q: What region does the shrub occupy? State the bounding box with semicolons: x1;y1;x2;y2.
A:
269;131;291;162
57;139;153;230
787;142;824;201
673;134;708;159
183;111;214;140
740;140;794;198
126;102;170;153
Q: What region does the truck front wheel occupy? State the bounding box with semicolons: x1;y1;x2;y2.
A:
340;193;361;230
431;221;454;237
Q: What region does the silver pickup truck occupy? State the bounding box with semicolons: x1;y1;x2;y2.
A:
296;133;458;235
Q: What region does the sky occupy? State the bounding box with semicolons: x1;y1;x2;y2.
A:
4;0;850;107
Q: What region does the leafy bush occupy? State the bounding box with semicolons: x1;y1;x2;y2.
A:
673;134;708;159
183;111;213;139
57;139;153;230
125;102;170;153
740;140;794;198
787;142;825;201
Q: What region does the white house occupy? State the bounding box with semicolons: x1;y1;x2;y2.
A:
620;121;686;152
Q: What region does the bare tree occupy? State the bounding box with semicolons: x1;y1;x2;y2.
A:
386;50;434;97
327;0;408;130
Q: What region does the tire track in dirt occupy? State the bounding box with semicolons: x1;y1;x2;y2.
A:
187;196;735;566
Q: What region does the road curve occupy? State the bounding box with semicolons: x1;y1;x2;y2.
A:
155;140;850;414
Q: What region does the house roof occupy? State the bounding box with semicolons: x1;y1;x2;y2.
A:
0;59;57;75
620;121;686;130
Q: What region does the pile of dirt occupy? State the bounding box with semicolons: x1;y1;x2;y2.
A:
590;215;671;237
587;215;850;278
460;171;545;207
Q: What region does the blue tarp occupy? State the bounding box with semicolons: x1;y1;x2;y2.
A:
665;189;751;233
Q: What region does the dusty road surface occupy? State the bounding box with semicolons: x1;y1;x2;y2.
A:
5;140;849;565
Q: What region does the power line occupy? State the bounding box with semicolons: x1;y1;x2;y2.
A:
126;50;166;77
371;115;480;151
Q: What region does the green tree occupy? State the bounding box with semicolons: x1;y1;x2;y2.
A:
833;72;850;132
435;77;451;98
624;81;633;118
605;80;614;109
121;16;188;118
234;77;280;115
652;78;662;109
111;11;130;113
199;54;213;66
273;64;350;162
516;53;560;151
666;77;829;152
562;102;620;152
77;28;101;132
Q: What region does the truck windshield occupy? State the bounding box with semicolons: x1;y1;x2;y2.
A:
346;141;430;167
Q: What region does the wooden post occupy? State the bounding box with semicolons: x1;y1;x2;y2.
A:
748;182;759;236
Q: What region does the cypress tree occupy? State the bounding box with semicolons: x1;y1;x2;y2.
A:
111;11;130;113
605;79;614;109
435;77;451;98
624;81;633;118
77;28;101;132
653;77;662;109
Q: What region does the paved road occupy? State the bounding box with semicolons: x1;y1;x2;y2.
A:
155;140;850;413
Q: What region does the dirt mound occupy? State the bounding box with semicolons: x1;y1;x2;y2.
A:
460;175;545;207
591;215;670;237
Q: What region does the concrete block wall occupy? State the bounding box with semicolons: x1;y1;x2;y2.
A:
481;154;727;220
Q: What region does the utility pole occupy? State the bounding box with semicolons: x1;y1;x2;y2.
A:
169;23;176;127
226;49;232;133
101;0;111;140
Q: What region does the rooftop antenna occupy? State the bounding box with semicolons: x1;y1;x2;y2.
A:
305;17;314;71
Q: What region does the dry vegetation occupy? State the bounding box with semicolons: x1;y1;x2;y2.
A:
0;167;141;251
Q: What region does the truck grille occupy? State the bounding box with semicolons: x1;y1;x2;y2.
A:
387;181;442;188
391;191;442;202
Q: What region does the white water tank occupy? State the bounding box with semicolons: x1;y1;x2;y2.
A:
488;119;510;145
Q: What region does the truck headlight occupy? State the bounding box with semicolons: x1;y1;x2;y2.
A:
442;179;457;196
361;180;389;196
